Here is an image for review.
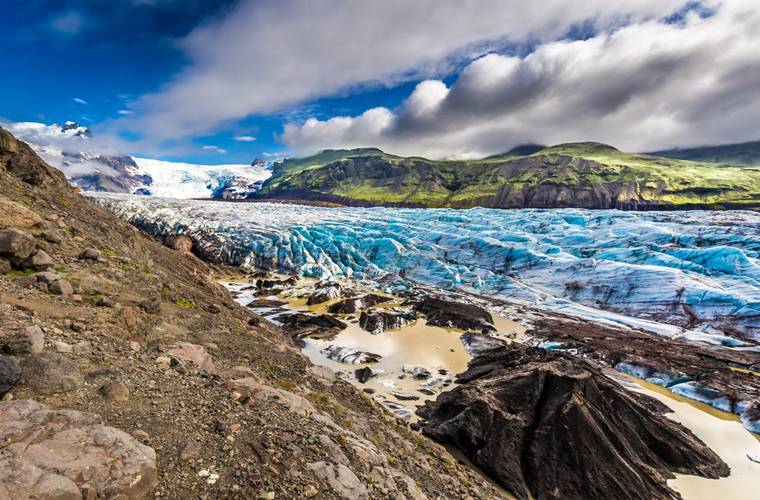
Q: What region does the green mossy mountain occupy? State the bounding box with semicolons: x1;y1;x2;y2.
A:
255;142;760;210
653;140;760;167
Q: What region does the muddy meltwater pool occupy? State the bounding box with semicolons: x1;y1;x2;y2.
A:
222;277;760;499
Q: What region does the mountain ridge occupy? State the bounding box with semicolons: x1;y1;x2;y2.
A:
653;139;760;166
254;142;760;210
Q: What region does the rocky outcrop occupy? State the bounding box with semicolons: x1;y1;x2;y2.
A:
417;344;729;500
321;345;382;364
166;342;215;372
359;309;416;334
307;281;343;305
0;195;43;229
279;313;347;341
328;294;391;314
460;332;507;356
0;400;157;498
3;326;45;355
412;296;495;333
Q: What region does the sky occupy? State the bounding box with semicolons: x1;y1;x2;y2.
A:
1;0;759;164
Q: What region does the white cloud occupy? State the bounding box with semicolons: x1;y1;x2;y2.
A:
202;145;227;154
282;0;760;158
117;109;134;115
233;135;256;142
73;97;89;105
119;0;687;142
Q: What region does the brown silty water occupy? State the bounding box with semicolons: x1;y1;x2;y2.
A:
223;277;760;499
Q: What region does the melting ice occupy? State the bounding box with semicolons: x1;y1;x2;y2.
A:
93;194;759;344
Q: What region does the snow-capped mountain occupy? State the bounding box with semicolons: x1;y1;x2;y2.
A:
1;120;272;199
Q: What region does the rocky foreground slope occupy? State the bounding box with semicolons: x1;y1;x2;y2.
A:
0;127;503;498
254;143;760;210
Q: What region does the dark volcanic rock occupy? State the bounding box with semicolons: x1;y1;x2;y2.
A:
0;356;22;397
413;296;495;332
279;313;347;341
306;281;342;305
328;294;391;314
256;276;298;294
359;309;416;334
417;344;729;500
460;332;507;356
321;345;381;364
354;366;375;383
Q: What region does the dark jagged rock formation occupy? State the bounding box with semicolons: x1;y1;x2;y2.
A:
359;309;417;334
459;332;507;356
417;344;729;500
412;296;495;332
306;281;343;305
328;294;391;314
278;312;347;341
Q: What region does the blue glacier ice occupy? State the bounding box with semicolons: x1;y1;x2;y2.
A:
93;194;760;342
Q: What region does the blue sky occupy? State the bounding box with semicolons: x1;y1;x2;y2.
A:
1;1;758;164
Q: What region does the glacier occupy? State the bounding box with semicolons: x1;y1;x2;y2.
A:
93;194;760;343
130;158;271;199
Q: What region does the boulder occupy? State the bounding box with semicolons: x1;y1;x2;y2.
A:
139;297;161;314
321;345;382;364
78;247;102;261
0;400;157;498
306;281;343;305
328;294;391;314
35;271;62;284
0;257;10;274
416;344;729;500
307;461;368;500
166;342;214;372
0;228;36;263
412;296;495;332
22;249;54;271
0;196;42;229
99;381;130;402
355;366;375;383
359;309;416;334
402;365;432;380
225;377;317;416
41;229;64;244
0;356;21;397
3;325;45;355
20;352;83;394
49;279;74;296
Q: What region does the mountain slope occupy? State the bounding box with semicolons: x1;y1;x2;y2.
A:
0;128;504;498
256;142;760;210
654;140;760;166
